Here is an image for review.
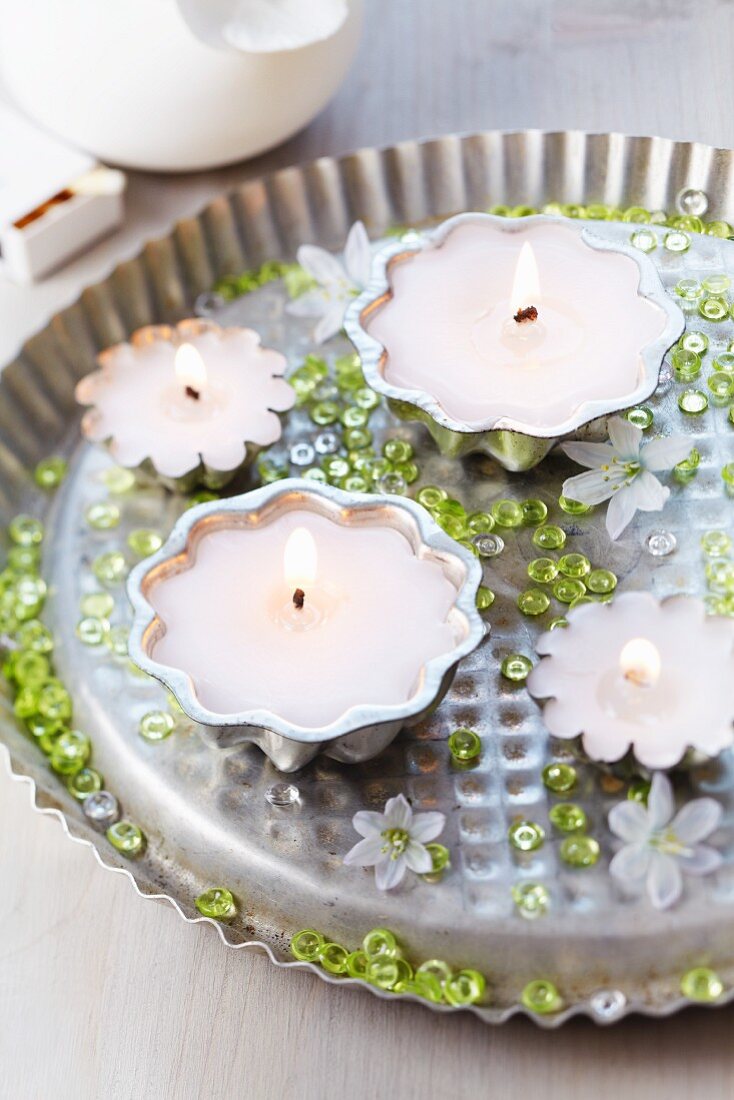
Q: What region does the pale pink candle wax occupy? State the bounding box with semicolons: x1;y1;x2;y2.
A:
367;220;668;430
147;510;461;729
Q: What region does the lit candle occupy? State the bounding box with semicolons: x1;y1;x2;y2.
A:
619;637;661;689
281;526;323;628
76;320;295;487
346;214;684;470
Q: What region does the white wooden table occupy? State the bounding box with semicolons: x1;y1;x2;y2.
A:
2;3;734;1096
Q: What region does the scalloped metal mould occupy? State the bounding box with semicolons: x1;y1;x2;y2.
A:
344;213;685;470
127;479;485;772
5;130;734;1028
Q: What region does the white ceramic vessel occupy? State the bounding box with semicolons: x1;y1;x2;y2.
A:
0;0;363;171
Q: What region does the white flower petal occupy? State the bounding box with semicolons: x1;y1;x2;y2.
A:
561;441;617;469
642;434;692;472
647;851;683;910
609;842;651;882
608;800;651;843
404;840;433;874
409;811;446;844
561;469;617;506
374;854;407;891
313;300;348;344
629;469;669;513
605;485;640;539
343;221;372;288
382;794;412;830
678;844;723;876
296;243;347;287
647;773;675;830
608;416;643;460
343;835;384;867
351;810;385;838
671;797;723;844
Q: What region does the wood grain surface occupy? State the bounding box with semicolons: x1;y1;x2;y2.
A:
2;2;734;1096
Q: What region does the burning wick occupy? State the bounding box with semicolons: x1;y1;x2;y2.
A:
184;385;200;401
619;637;661;689
510;241;541;324
292;587;305;610
174;343;208;401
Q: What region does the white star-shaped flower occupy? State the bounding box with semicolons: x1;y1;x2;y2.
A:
561;416;691;540
343;793;446;891
287;221;372;344
608;772;723;910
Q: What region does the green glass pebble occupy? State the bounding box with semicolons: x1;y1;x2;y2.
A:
80;592;115;619
7;545;41;572
85;501;121;530
34;456;67;490
196;887;237;920
383;438;413;463
701;530;732;557
681;331;709;355
303;467;327;483
257;457;289;484
706;221;733;237
521;499;548;526
139;710;175;742
680;967;724;1002
433;498;466;520
76;616;109;646
527;557;558;584
435;513;466;540
501;653;533;682
670;347;701;381
558;495;593;516
341;406;369;429
368;956;402;989
342;427;373;451
467;511;494;534
626;406;654;430
49;729;91;775
713;352;734;373
586;568;618;595
26;714;62;740
730;407;734;427
549;803;587;833
309;400;341;426
512;882;550;920
663;230;690;253
412;971;444;1003
558;553;591;578
340;474;370;493
318;942;349;974
290;929;324;961
522;979;564;1015
416;958;452;985
416;486;448;509
9;514;44;546
448;727;481;762
678;389;708;414
630;229;657;253
444;970;486;1006
424;843;451;877
127;529;163;557
13;651;50;688
703;273;732;294
698;296;729;321
346;950;370;979
353;387;381;411
674;278;702;302
542;762;577;794
369;458;392;482
38;732;60;755
559;835;600;867
723;462;734;489
92;551;127;585
532;525;566;551
99;466;136;494
185;490;220;509
491;499;524;528
623;206;650;223
104;625;129;659
37;681;72;722
392;460;418;485
66;767;103;801
508;820;545;852
106;820;145;857
708;372;734;399
518;588;551;616
553;578;587;603
363;928;398;959
628;779;651;804
16;619;53;653
674;447;701;482
475;586;495;611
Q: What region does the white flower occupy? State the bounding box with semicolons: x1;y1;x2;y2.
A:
561;416;691;540
608;772;723;910
343;793;446;891
287;221;372;344
177;0;348;53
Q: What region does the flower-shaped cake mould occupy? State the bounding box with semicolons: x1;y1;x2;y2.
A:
126;479;486;772
344;214;685;471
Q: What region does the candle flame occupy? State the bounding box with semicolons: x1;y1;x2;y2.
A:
284;526;318;591
619;637;661;688
174;343;207;392
510;242;541;317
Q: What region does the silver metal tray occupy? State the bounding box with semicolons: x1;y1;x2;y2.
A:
3;129;734;1027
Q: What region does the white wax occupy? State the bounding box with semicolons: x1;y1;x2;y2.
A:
76;327;295;478
148;510;461;729
367;221;667;429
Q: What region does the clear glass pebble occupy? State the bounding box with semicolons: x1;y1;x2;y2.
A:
265;782;300;807
645;529;677;557
676;187;708;216
194;291;226;317
664;230;691;253
512;882;550;920
590;989;628;1021
82;789;119;826
378;471;407;495
289;441;316;467
630;229;656;253
473;533;505;558
314;430;340;455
